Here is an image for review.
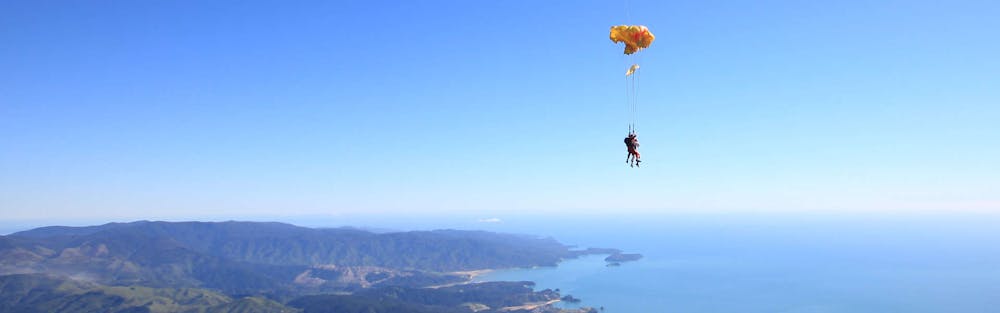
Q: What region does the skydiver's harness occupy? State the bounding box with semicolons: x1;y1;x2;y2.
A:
625;135;637;152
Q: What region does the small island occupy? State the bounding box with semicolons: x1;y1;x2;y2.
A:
605;252;643;263
561;295;582;303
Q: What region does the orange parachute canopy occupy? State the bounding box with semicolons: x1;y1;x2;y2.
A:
610;25;655;55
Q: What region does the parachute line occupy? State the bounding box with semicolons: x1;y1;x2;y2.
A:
611;24;652;135
634;54;642;134
625;61;638;134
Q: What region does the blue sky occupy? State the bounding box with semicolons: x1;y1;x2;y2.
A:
2;0;998;222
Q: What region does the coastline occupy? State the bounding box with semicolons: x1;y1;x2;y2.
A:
455;269;494;280
499;299;561;311
426;269;495;288
432;253;627;312
471;254;616;311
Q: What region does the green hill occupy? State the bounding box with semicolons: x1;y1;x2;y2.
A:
2;221;590;295
1;221;609;312
11;221;574;271
0;273;298;313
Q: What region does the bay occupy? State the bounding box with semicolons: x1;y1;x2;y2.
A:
471;213;1000;313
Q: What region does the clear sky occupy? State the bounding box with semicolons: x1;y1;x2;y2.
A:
2;0;998;222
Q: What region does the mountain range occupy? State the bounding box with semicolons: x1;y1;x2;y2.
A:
0;221;608;312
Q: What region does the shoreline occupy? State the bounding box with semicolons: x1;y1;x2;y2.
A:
499;299;561;312
425;269;495;289
454;269;494;280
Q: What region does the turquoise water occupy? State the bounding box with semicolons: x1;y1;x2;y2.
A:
470;213;1000;313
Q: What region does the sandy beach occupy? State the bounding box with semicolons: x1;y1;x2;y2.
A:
425;269;495;289
499;299;561;312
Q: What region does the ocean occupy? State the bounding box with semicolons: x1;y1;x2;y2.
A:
464;213;1000;313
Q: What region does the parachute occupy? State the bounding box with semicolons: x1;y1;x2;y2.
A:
625;64;640;77
610;25;654;136
609;25;655;55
